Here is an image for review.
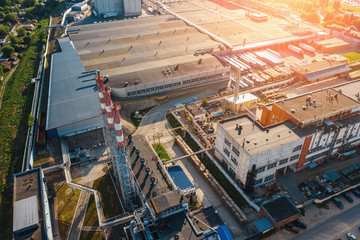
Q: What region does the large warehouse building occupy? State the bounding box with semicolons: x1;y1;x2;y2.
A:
68;16;230;99
46;37;103;138
291;60;351;82
215;88;360;187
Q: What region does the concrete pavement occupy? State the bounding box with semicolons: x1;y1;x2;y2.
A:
135;82;227;136
292;203;360;240
267;192;360;240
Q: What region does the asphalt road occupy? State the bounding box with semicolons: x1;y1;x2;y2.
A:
292;203;360;240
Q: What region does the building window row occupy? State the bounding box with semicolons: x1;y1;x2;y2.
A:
293;145;302;152
257;166;266;173
290;154;299;161
232;146;239;157
224;138;231;148
127;91;136;96
267;162;277;169
308;145;328;154
224;148;230;157
264;174;274;182
279;158;288;165
230;155;238;166
124;72;227;97
255;178;263;185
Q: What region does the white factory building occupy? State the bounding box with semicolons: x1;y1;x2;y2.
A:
215;88;360;187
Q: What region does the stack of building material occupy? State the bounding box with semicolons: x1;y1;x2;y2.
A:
348;70;360;80
274;66;293;78
252;73;266;85
254;50;284;66
260;88;286;101
322;54;349;64
349;61;360;71
262;68;283;81
314;38;351;53
258;71;271;82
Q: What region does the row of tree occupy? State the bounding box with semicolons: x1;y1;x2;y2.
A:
324;12;360;31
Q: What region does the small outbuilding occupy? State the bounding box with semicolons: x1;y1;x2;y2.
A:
259;196;300;228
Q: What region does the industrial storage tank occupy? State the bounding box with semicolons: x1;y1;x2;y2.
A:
123;0;142;17
94;0;123;17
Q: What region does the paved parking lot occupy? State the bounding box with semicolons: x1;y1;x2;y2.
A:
276;153;360;205
267;190;360;240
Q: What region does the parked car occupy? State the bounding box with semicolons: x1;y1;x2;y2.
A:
293;220;307;229
343;193;354;203
347;232;356;240
352;189;360;198
333;197;344;209
285;224;299;233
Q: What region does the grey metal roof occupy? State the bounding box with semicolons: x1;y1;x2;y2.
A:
46;37;102;134
13;195;39;233
304;64;351;81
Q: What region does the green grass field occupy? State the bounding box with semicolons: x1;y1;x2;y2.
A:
56;183;81;239
80;230;104;240
342;52;360;63
83;195;99;227
83;173;124;227
152;143;171;162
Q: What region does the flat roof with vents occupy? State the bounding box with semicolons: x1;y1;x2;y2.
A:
130;135;172;201
219;115;314;155
275;88;360;125
68;15;224;88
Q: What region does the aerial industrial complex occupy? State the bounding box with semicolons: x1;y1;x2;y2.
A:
11;0;360;239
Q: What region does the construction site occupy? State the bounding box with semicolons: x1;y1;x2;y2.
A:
13;0;360;239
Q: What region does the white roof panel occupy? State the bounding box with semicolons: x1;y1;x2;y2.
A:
13;196;39;233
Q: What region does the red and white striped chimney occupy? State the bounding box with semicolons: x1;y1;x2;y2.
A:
104;87;114;129
95;72;106;114
113;103;125;148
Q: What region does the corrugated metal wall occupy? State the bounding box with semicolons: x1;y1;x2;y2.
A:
94;0;123;16
123;0;141;17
